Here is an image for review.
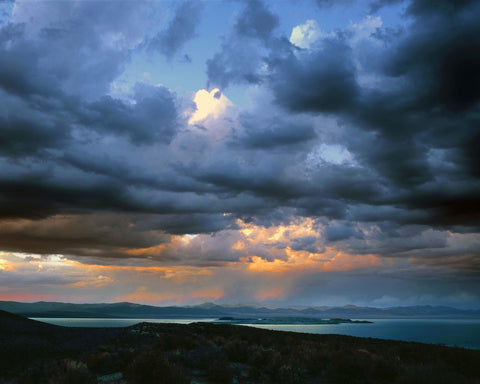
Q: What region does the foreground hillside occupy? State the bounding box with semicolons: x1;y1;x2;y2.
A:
1;311;479;384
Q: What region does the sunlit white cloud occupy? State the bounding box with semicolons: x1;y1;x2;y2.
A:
189;88;233;124
290;19;323;49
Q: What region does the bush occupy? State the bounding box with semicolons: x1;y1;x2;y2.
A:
207;359;233;384
225;339;249;363
275;364;305;384
125;351;189;384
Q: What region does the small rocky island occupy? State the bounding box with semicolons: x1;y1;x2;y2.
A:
216;316;373;324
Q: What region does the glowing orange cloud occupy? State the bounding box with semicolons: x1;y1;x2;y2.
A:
245;256;292;273
0;258;14;271
116;287;224;305
125;243;169;257
65;275;114;288
235;218;385;274
321;250;384;272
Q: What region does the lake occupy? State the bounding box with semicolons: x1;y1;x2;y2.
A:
31;317;480;350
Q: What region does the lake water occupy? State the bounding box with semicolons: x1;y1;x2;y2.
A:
30;318;214;328
31;317;480;350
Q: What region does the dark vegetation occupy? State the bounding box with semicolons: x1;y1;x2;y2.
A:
1;310;479;384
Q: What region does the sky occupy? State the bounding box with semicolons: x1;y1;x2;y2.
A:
0;0;479;308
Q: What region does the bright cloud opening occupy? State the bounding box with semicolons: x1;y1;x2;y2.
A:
189;88;232;124
290;20;322;49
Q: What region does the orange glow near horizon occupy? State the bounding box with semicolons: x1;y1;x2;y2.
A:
0;217;392;304
64;258;216;283
116;287;180;304
0;292;57;302
116;286;224;305
255;287;286;301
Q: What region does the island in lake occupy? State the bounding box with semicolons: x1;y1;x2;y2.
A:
215;316;373;324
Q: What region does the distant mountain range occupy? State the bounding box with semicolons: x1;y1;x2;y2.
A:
0;301;479;319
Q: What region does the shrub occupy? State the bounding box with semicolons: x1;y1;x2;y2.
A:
125;351;189;384
225;339;249;363
207;359;233;384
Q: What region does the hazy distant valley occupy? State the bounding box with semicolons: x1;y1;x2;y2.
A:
1;301;479;320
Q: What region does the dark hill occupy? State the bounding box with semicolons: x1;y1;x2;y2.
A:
0;310;123;380
0;309;57;333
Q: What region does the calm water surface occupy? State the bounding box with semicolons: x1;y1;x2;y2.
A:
30;318;216;328
31;317;480;349
249;318;480;350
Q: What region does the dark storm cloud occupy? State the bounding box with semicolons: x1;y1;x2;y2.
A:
0;108;68;156
186;155;383;223
206;40;264;89
5;1;154;101
290;235;320;253
353;1;480;226
0;81;180;171
348;128;434;189
206;0;279;89
234;114;316;149
234;0;279;41
380;9;480;112
205;0;480;230
0;174;146;220
0;24;58;99
0;0;188;235
350;225;450;257
0;214;169;258
135;213;238;235
148;0;204;59
81;84;178;145
268;36;358;113
405;0;477;16
324;225;363;242
190;164;304;201
259;0;480;230
0;2;182;150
